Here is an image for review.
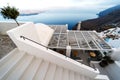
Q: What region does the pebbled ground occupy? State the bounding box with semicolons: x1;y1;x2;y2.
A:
0;34;16;59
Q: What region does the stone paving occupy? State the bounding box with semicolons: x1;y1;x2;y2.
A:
0;34;16;59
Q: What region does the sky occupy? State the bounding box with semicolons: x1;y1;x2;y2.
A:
0;0;120;10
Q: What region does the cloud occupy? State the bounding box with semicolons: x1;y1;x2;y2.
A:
0;0;119;10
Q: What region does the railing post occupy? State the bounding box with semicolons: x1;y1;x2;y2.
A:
66;46;71;57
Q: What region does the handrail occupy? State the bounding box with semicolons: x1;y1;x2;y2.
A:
20;36;49;49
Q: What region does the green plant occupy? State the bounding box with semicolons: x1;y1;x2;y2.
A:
0;5;20;26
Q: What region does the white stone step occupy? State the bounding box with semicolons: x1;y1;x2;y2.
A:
79;75;85;80
54;66;63;80
33;60;49;80
74;73;80;80
44;63;57;80
0;48;18;67
0;50;25;79
95;75;110;80
79;74;91;80
62;69;69;80
20;58;42;80
4;54;34;80
84;76;90;80
69;71;74;80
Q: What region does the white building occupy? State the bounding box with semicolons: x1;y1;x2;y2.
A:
0;22;117;80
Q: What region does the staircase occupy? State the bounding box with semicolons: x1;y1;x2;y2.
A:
0;48;93;80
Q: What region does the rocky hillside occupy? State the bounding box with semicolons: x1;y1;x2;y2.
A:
98;5;120;17
73;5;120;32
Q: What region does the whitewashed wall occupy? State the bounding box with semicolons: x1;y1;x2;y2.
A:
0;21;25;35
7;22;40;48
35;23;54;46
107;48;120;80
111;48;120;61
104;61;120;80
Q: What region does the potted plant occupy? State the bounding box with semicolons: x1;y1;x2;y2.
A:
99;60;109;67
103;56;114;64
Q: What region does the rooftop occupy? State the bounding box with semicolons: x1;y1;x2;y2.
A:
48;25;112;51
100;27;120;48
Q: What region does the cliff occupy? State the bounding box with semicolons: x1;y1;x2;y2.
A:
98;5;120;17
73;5;120;32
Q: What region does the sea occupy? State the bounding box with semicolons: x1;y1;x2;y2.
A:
0;8;98;30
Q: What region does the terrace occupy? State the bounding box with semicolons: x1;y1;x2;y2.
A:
49;25;111;51
48;25;112;68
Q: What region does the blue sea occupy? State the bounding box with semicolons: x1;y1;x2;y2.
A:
0;8;98;29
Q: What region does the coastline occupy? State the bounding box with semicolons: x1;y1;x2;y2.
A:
0;8;98;30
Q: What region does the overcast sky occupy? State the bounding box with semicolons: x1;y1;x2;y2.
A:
0;0;120;10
